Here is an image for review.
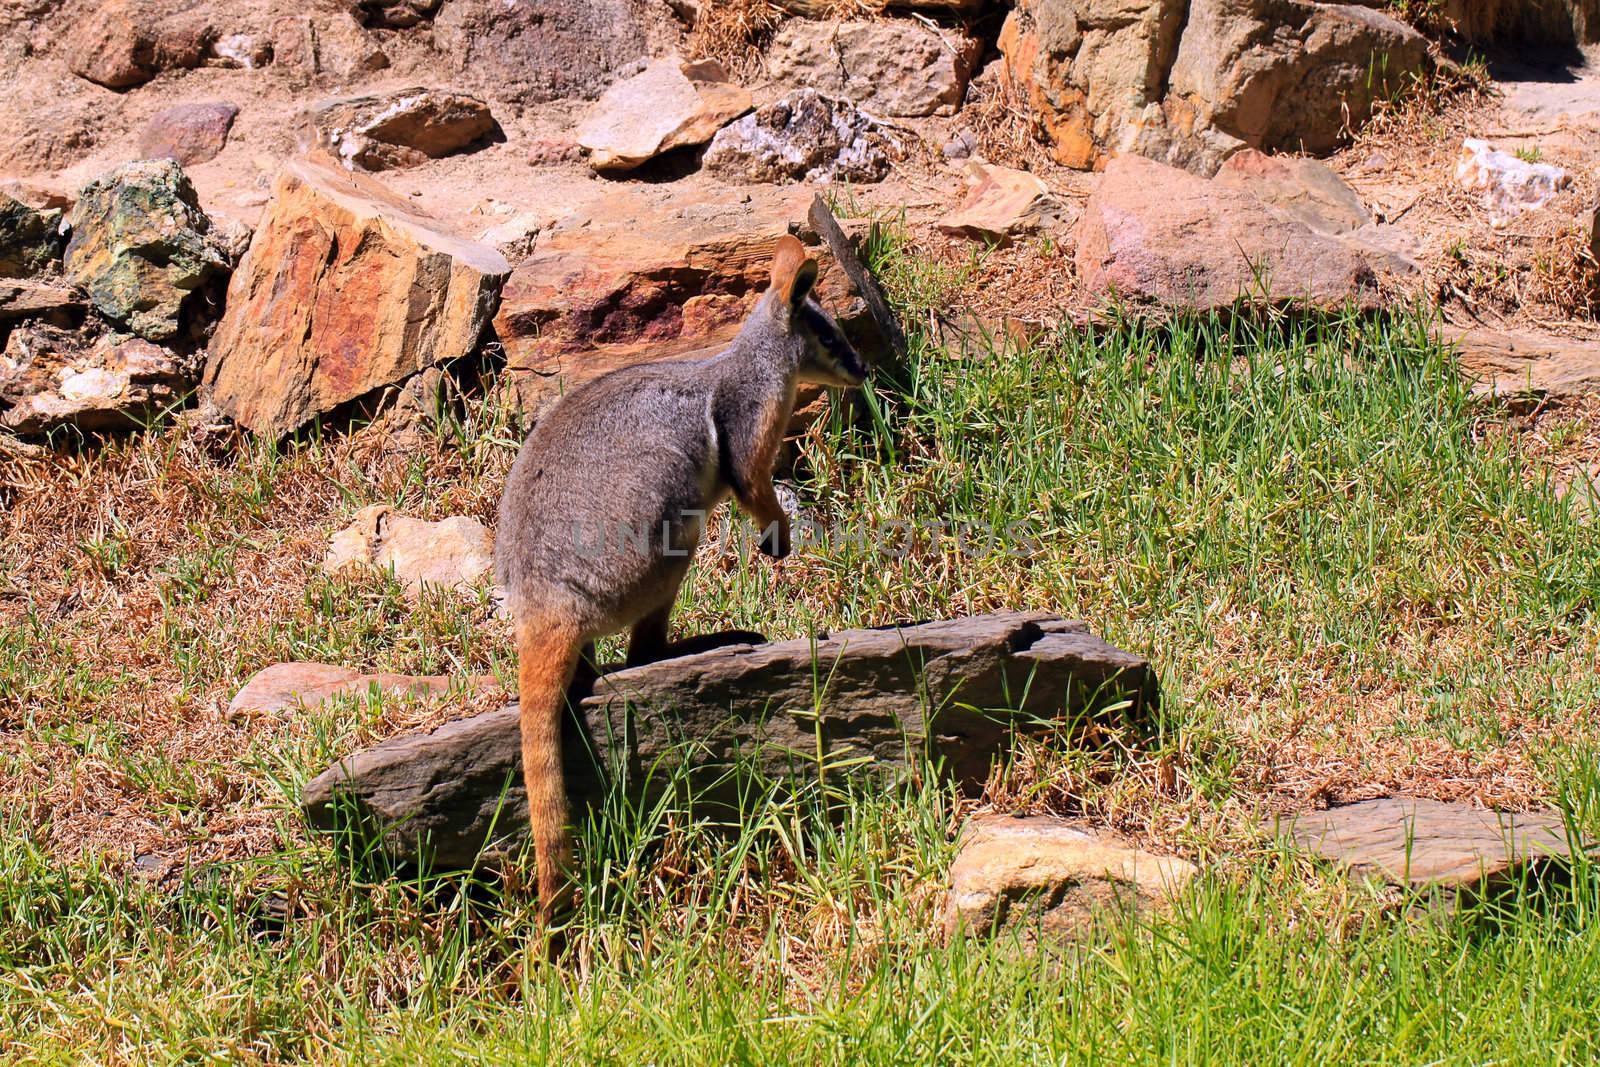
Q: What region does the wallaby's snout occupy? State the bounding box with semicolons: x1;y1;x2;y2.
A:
798;297;867;388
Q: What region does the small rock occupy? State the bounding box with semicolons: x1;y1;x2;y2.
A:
311;89;499;172
475;211;549;266
314;14;390;76
209;33;273;69
576;57;751;172
138;102;240;167
0;193;64;278
945;816;1198;941
942;129;978;160
1443;325;1600;398
1282;797;1583;892
1457;139;1571;226
703;89;896;185
323;503;494;597
0;279;85;321
355;0;443;28
63;160;230;343
202;158;509;436
230;662;494;716
64;0;212;90
527;139;582;166
768;19;980;118
0;324;191;434
937;161;1063;244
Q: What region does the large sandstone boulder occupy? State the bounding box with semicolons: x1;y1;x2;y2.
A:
1439;0;1599;43
0;193;63;278
310;89;499;172
63;0;213;90
433;0;679;108
998;0;1188;170
703;90;897;185
63;160;230;344
0;323;191;434
1163;0;1429;159
1000;0;1428;173
768;20;982;118
1075;153;1413;310
203;159;510;436
490;183;863;416
299;612;1158;869
944;816;1197;941
576;58;751;172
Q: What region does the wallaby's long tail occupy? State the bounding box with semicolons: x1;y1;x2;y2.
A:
515;616;583;919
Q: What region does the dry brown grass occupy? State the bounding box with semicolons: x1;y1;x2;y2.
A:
1338;63;1600;333
0;411;518;875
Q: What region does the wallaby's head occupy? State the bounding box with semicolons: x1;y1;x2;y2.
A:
766;235;867;388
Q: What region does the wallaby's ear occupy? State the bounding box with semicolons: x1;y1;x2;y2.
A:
770;234;818;307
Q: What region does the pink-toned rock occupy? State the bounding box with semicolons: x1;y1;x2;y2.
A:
323;504;495;597
1075;154;1406;310
138;102;240;167
576;58;751;172
0;280;83;321
945;815;1197;941
937;161;1064;244
230;662;496;716
202;158;510;436
1212;148;1370;234
433;0;677;107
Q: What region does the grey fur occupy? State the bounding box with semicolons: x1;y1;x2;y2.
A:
496;276;865;641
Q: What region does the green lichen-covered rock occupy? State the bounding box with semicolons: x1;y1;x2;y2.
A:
64;160;230;342
0;193;63;278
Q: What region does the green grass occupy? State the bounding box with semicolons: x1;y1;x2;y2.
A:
4;223;1600;1061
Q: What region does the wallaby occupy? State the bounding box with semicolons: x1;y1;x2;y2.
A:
495;235;867;918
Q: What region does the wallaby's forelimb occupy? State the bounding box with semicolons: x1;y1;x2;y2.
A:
515;617;583;919
627;607;672;667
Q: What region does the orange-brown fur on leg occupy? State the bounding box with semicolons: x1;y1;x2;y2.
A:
731;390;794;558
515;616;584;920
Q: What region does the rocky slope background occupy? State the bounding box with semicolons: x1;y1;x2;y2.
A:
1;0;1598;441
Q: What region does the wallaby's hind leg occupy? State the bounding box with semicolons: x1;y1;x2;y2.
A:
515;616;584;921
626;607;672;667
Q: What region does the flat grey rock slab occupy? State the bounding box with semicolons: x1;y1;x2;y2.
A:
300;611;1156;870
1282;797;1582;890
